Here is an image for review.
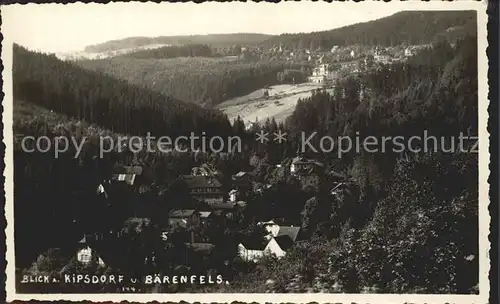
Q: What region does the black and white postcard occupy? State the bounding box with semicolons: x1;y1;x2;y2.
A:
2;1;491;302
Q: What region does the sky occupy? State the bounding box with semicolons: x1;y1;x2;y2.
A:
2;2;407;53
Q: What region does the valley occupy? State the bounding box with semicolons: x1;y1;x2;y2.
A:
216;83;326;124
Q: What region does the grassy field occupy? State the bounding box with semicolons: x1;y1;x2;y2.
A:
216;83;326;124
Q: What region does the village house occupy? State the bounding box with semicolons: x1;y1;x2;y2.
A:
111;165;143;187
233;171;251;181
298;170;321;190
183;175;224;204
198;211;216;225
237;239;266;262
232;171;253;190
168;209;200;229
184;242;215;253
292;164;323;190
96;183;109;199
262;222;301;242
330;182;348;196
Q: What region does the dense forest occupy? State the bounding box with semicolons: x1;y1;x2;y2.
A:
119;44;213;59
76;57;310;107
84;33;271;53
261;11;476;50
13;44;232;138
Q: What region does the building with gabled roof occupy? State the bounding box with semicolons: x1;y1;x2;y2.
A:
182;175;224;204
168;209;200;229
273;235;295;251
76;235;106;267
238;233;296;262
290;156;324;174
169;209;196;218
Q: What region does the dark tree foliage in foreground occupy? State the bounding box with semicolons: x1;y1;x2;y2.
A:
13;44;232;138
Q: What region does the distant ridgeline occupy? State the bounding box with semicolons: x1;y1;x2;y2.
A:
259;11;476;50
13;44;232;138
84;33;272;53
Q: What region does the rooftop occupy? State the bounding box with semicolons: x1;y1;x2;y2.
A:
234;171;249;178
199;211;213;218
114;165;143;175
240;237;269;251
111;173;137;186
182;175;222;188
184;243;215;253
291;156;324;167
169;209;196;218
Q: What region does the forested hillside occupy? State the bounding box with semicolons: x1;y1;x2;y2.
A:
207;35;479;293
84;33;271;53
261;11;476;50
76;57;309;107
13;44;232;138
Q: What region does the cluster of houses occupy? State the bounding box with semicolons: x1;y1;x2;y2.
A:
75;153;347;270
290;156;324;190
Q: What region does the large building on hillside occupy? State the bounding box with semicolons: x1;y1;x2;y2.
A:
111;165;143;187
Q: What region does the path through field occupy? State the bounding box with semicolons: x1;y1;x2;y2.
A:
216;83;324;125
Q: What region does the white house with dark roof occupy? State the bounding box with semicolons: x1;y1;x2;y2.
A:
238;237;287;262
199;211;215;225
